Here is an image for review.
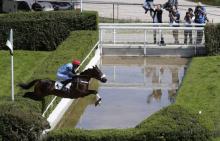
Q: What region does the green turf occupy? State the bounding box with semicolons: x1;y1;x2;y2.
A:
0;51;48;98
176;56;220;137
213;137;220;141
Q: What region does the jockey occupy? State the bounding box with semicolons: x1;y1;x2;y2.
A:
56;59;81;90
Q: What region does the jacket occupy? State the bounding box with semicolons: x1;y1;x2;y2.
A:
153;9;163;23
57;63;77;77
194;6;206;23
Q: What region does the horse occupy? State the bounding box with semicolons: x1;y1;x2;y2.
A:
18;65;107;106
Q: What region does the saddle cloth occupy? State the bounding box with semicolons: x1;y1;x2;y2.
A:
55;81;72;90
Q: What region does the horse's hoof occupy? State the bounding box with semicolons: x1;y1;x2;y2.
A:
95;98;102;107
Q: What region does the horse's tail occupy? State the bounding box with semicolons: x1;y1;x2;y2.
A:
18;79;40;90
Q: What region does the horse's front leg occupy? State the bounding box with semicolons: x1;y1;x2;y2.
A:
85;90;102;106
95;93;102;106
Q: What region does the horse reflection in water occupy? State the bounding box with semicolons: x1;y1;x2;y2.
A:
19;65;107;106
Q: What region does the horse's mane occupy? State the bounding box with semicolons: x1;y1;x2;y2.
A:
80;67;94;76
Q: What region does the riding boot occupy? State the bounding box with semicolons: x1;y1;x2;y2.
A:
61;79;72;91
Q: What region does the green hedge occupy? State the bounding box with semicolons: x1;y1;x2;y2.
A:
46;105;211;141
0;11;98;51
0;102;49;140
205;23;220;55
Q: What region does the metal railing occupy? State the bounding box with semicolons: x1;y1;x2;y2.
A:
99;23;205;47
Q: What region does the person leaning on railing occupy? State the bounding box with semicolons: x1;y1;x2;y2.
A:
194;2;209;44
184;8;194;45
152;4;165;45
169;6;180;44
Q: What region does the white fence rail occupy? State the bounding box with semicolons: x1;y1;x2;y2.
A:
100;23;206;26
99;23;205;46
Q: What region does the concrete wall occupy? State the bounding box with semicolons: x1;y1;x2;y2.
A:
101;45;207;57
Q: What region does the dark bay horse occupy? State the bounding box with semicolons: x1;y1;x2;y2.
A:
19;65;107;105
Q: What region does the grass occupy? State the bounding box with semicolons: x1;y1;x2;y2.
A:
176;56;220;138
27;30;98;80
213;137;220;141
0;51;48;98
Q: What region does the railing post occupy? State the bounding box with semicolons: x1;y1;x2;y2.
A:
195;42;197;56
99;28;103;55
144;29;147;55
113;3;115;23
80;0;83;13
159;29;162;46
99;29;103;45
113;28;116;44
144;29;147;45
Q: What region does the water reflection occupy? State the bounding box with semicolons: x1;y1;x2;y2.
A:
56;95;97;129
102;57;187;105
57;56;189;129
144;65;186;104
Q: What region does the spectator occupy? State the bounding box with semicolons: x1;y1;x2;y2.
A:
184;8;194;44
143;0;154;17
152;4;165;45
169;6;180;44
194;2;208;44
188;7;195;21
163;0;178;12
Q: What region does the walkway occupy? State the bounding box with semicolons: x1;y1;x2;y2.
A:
83;0;220;23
